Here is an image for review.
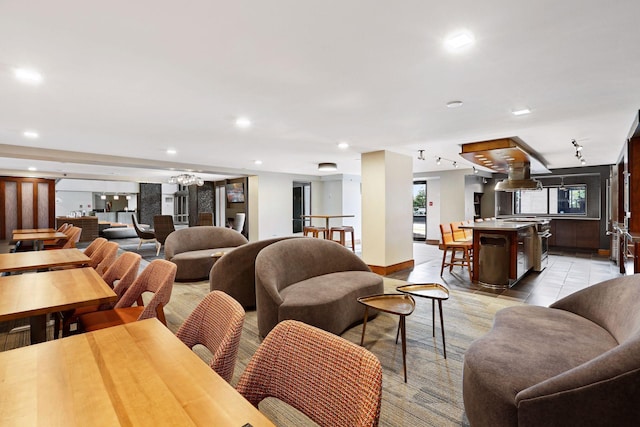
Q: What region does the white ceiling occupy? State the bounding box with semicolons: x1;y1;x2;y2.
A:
1;0;639;182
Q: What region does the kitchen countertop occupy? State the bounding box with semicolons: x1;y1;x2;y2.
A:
461;220;536;231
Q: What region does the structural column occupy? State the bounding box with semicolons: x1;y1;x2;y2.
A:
361;150;414;275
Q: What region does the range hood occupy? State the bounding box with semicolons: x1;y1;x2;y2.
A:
459;137;549;192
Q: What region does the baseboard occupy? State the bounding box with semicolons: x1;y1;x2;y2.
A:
368;259;414;276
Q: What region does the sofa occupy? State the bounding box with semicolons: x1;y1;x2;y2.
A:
164;226;248;281
255;238;383;338
209;236;299;309
463;274;640;427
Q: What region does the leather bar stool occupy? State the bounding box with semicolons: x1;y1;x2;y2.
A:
329;226;355;252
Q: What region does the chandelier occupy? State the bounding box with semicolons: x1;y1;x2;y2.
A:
168;173;204;186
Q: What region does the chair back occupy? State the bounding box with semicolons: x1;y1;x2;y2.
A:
450;222;467;242
176;291;245;382
115;259;176;324
102;252;142;303
83;237;107;257
153;215;175;244
440;224;455;245
57;223;70;232
62;227;82;248
236;320;382;427
91;242;119;276
198;212;213;226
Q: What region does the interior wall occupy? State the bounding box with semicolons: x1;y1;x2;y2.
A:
341;174;362;240
253;172;295;239
425;178;441;241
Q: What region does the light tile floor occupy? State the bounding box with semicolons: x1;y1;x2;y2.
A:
387;243;623;306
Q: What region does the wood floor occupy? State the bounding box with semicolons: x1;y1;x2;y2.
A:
0;241;623;426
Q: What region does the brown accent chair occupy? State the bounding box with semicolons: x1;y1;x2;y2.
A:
197;212;213;226
176;291;245;383
255;238;383;338
208;236;299;308
152;215;175;256
236;320;382;427
463;275;640;426
165;226;248;281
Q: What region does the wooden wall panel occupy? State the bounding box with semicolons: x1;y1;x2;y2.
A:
1;177;55;240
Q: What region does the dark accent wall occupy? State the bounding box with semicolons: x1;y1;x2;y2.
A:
187;181;215;226
138;183;162;226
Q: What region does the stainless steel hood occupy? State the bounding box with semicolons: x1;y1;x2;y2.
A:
459;137;549;192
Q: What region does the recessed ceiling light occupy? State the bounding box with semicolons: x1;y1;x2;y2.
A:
166;148;177;155
337;141;349;149
444;30;475;51
13;68;43;85
254;160;263;165
235;117;252;129
446;100;464;109
512;108;531;116
23;130;39;139
28;166;37;171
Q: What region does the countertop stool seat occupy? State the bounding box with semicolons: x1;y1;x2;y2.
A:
439;224;472;280
358;293;415;382
303;225;327;238
329;225;355;252
396;283;450;358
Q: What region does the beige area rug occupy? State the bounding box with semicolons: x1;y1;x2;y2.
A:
0;276;521;427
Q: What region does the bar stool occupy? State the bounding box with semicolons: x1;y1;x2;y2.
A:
303;225;327;238
439;224;472;281
329;226;355;251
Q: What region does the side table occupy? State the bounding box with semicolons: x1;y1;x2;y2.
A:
357;293;415;382
396;283;450;359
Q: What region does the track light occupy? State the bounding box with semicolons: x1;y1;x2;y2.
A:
571;139;586;165
473;166;478;174
453;161;458;168
417;150;426;161
436;157;441;165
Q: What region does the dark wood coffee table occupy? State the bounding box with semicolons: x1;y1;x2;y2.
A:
357;293;415;382
396;283;450;359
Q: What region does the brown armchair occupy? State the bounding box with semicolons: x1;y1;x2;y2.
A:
131;214;159;252
153;215;175;256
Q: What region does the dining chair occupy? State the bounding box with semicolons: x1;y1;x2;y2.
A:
91;241;119;276
45;226;82;249
176;291;245;383
57;252;142;338
83;237;107;257
79;259;176;332
236;320;383;427
153;215;175;256
132;214;159;252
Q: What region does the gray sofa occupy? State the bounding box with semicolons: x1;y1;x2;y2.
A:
255;238;383;338
209;236;299;309
463;274;640;427
164;226;248;281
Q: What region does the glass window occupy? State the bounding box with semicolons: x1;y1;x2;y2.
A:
515;185;586;215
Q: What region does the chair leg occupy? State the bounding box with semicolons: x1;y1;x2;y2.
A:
137;239;142;250
401;315;408;383
156;241;162;256
464;247;473;281
350;231;355;252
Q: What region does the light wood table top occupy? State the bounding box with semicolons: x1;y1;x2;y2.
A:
11;231;68;241
0;318;275;427
0;267;116;321
12;228;56;234
0;248;90;273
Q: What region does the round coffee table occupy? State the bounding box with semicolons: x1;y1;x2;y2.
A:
357;293;415;382
396;283;450;359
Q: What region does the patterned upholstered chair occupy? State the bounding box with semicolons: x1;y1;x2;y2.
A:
83;237;107;257
90;241;119;276
79;259;176;331
176;291;245;382
57;252;142;337
236;320;383;427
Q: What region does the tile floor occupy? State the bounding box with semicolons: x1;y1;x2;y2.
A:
387;243;623;306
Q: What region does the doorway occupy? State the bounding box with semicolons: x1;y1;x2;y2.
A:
413;180;427;241
293;182;311;233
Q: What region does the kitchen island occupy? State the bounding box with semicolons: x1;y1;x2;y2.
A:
462;220;537;288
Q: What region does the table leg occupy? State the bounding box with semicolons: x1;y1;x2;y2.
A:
438;300;447;359
401;315;407;383
30;314;47;344
360;307;369;346
432;299;435;337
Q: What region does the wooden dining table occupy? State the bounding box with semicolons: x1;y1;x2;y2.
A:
301;214;355;232
0;267;116;344
12;228;56;234
0;248;90;273
11;231;68;251
0;318;276;427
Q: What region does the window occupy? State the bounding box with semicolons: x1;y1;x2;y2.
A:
515;185;587;215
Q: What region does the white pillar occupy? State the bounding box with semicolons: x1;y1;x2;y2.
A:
361;150;414;274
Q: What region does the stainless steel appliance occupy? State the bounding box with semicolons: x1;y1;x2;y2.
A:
501;218;551;272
